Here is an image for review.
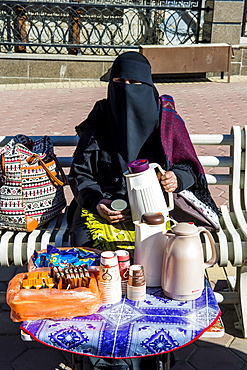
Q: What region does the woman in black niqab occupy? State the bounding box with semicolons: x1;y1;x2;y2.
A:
69;51;181;230
107;51;160;172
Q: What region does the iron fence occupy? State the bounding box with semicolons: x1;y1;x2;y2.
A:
0;0;212;55
242;0;247;37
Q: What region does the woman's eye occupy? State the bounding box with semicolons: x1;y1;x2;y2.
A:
114;78;125;83
129;80;142;84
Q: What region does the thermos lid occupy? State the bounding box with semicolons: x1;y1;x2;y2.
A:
128;159;149;173
141;212;165;225
171;222;197;236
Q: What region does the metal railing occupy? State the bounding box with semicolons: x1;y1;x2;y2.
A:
0;0;212;55
242;0;247;37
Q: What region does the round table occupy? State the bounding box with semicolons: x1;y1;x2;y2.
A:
21;279;220;359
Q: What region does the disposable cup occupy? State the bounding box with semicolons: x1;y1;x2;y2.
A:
99;263;120;282
127;283;146;301
128;265;145;287
98;278;122;304
100;251;118;267
111;199;127;211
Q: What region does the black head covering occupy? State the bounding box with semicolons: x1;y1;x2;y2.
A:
107;51;159;172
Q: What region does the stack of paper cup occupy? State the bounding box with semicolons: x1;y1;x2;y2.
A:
98;251;122;304
116;249;130;295
127;265;146;301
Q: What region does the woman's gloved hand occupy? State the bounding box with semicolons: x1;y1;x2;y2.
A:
157;170;178;193
96;199;126;223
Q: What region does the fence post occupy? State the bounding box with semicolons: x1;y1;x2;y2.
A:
242;0;247;36
13;6;27;53
68;8;81;55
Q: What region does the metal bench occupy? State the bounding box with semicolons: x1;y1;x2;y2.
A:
1;128;247;338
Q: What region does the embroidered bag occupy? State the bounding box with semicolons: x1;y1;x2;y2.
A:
171;190;220;233
0;134;66;232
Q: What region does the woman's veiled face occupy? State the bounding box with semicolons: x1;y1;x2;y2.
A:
112;77;142;85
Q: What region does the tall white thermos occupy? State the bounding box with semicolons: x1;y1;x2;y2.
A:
124;159;174;222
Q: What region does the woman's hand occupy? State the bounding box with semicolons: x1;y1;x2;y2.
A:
157;171;178;192
96;199;125;223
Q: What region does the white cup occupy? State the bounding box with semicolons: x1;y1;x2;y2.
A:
111;199;127;211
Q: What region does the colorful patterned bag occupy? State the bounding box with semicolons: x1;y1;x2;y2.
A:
0;134;67;232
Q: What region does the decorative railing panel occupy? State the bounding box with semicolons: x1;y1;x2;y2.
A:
0;1;212;55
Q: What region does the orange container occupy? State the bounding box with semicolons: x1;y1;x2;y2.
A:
7;271;102;322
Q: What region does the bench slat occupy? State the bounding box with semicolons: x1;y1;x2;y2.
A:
191;134;234;145
0;136;79;147
199;156;232;167
13;232;27;266
0;135;233;147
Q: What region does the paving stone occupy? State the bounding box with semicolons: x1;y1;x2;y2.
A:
198;333;234;347
0;365;14;370
0;335;27;364
173;343;196;361
12;348;71;370
172;362;195;370
230;338;247;361
0;311;21;335
188;345;244;370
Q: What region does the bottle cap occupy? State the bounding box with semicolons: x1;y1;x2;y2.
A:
128;159;149;173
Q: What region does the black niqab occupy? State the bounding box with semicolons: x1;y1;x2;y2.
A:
107;52;159;172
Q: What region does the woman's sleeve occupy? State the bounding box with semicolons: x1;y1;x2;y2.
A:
69;100;108;212
68;140;104;213
171;163;197;192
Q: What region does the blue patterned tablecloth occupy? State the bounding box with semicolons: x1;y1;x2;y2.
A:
21;280;220;358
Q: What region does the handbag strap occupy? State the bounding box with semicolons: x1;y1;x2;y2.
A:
27;154;67;187
53;154;68;185
0;154;5;178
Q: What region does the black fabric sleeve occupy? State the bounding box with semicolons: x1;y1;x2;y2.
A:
69;100;108;213
68;142;105;212
171;163;197;193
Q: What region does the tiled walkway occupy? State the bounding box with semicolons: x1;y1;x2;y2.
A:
0;76;247;369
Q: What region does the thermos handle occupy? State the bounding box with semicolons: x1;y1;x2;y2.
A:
156;164;174;211
198;227;218;268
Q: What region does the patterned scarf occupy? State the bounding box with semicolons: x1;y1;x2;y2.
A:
159;95;219;215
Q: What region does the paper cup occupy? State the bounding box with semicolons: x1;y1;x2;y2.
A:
98;278;122;304
100;251;118;267
111;199;127;211
128;265;145;287
127;283;146;301
99;264;120;283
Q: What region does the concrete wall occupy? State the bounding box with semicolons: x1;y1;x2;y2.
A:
0;54;115;84
210;0;245;45
232;44;247;75
1;46;247;83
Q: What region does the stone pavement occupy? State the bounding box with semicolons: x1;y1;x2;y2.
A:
0;76;247;369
